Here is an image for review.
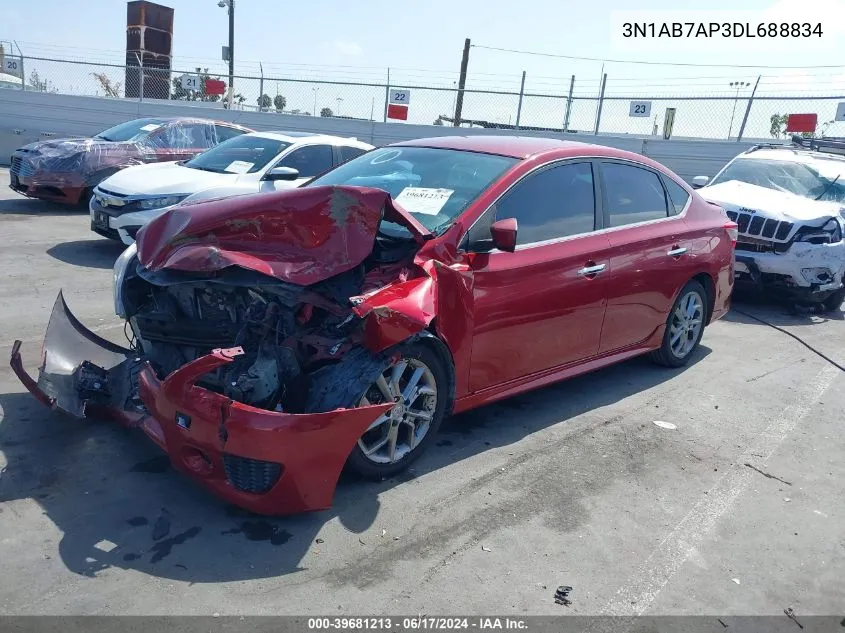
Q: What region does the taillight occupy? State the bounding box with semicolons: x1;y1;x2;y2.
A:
724;221;738;248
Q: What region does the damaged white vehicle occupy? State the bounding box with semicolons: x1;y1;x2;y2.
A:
693;137;845;310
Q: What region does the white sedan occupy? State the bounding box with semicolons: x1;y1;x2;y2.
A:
89;131;374;244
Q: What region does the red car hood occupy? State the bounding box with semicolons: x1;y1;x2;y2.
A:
135;185;432;286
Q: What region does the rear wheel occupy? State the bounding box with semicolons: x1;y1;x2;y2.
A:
650;280;707;368
345;342;450;480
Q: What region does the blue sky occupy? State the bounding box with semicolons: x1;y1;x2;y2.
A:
4;0;845;137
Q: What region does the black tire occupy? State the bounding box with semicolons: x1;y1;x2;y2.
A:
650;280;708;368
820;287;845;313
345;342;451;480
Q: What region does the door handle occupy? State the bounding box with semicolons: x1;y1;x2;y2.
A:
667;246;688;257
576;263;607;277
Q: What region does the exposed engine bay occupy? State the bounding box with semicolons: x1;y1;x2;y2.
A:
113;235;417;415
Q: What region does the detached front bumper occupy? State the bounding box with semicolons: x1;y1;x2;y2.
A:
734;241;845;302
10;293;392;516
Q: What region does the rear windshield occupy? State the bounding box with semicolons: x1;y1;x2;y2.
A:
95;119;166;142
184;135;291;174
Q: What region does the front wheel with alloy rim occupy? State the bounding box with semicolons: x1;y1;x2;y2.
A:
345;342;450;479
650;280;708;368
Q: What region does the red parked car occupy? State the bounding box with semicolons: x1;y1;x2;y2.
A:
11;136;737;515
9;117;252;206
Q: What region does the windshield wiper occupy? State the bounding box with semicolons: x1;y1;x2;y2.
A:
814;174;841;200
187;165;225;173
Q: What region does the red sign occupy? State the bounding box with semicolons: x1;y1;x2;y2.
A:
785;113;817;133
204;78;226;96
387;103;408;121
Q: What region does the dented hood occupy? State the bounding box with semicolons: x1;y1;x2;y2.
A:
701;180;845;224
135;185;431;286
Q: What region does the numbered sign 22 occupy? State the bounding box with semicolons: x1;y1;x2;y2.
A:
389;89;411;105
629;100;652;118
4;56;23;78
181;74;201;91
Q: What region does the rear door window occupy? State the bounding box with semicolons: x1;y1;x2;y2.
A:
601;162;669;227
277;145;334;178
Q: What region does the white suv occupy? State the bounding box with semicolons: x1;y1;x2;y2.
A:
89;131;374;245
694;136;845;311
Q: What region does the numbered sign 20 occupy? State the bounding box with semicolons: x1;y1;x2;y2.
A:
181;74;201;91
3;56;23;78
389;89;411;105
629;100;652;118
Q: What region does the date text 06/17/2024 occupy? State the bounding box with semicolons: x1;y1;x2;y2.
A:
622;22;823;38
307;618;528;630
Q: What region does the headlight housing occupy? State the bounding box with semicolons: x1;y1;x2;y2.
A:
113;242;138;318
796;218;843;244
137;195;186;210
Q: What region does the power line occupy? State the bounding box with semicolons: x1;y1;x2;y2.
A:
471;44;845;69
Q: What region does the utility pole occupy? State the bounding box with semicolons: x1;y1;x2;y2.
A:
218;0;235;109
727;80;750;139
453;38;470;127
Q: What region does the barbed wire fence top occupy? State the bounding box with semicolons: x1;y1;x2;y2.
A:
4;46;845;141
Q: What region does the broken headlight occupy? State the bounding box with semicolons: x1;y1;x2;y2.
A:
796;218;843;244
113;242;138;318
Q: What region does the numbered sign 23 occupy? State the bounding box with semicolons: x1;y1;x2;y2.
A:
389;89;411;105
3;56;23;78
181;74;201;91
629;101;652;118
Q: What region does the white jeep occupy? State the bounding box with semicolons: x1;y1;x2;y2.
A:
694;136;845;311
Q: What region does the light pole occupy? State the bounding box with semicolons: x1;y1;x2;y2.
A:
218;0;234;109
336;96;343;116
728;80;750;139
312;86;319;116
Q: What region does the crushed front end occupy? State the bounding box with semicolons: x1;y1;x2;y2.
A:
11;185;439;515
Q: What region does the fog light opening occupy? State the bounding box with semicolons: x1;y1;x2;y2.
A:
801;267;834;284
181;447;214;476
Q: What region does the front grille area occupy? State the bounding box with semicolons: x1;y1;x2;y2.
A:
223;454;282;494
10;156;34;178
726;210;794;246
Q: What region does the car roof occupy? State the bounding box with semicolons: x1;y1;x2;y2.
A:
738;146;845;164
149;117;252;130
246;130;370;145
391;135;602;158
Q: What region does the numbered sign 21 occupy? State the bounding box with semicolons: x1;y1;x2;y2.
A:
3;56;23;79
181;74;201;91
389;89;411;105
629;101;652;118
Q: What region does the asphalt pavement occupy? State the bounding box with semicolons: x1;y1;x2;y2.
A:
1;169;843;617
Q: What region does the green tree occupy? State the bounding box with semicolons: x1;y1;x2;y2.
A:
258;94;272;110
769;113;789;138
320;107;333;117
273;94;286;112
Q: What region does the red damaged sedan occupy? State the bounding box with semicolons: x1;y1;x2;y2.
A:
11;136;737;515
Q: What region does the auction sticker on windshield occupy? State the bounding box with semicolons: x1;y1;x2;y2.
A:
394;187;453;215
224;160;255;174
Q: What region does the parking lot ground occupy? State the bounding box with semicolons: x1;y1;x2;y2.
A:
1;170;844;616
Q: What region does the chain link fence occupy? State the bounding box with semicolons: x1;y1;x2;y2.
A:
6;55;845;141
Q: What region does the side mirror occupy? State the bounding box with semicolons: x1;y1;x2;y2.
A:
264;166;300;181
490;218;518;253
691;175;709;189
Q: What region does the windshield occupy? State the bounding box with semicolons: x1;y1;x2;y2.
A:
308;146;518;236
95;118;165;142
184;135;291;174
710;155;845;203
